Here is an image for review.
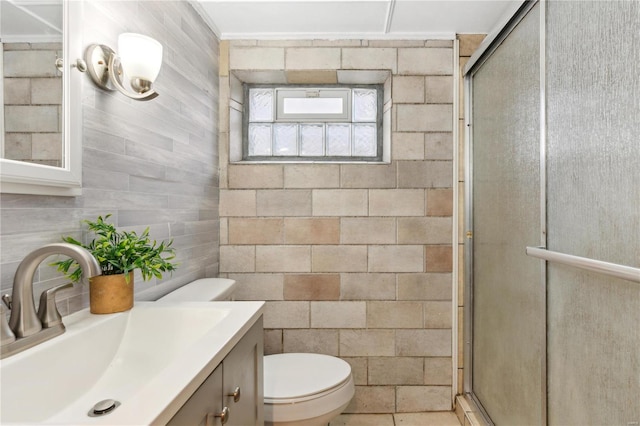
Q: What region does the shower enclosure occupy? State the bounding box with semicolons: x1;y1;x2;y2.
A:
464;1;640;424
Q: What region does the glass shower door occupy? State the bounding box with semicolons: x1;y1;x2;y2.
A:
545;1;640;423
469;4;545;424
468;1;640;424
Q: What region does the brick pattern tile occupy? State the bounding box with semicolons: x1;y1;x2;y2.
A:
221;39;458;415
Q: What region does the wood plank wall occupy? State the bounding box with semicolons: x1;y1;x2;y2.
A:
0;0;220;315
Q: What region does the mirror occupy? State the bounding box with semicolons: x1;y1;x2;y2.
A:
2;0;63;167
1;0;82;196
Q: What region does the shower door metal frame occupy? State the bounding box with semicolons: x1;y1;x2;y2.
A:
462;1;547;424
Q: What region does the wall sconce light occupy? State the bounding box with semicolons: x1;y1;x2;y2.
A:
85;33;163;101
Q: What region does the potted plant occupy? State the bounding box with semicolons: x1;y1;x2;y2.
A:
53;214;177;314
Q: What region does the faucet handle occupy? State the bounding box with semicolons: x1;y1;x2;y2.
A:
37;283;73;329
2;294;12;310
1;305;16;345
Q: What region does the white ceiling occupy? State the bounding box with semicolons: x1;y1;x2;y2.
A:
194;0;520;40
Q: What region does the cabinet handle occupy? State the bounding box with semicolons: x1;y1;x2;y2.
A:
228;386;241;403
215;406;230;425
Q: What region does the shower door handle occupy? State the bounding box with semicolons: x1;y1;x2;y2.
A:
526;246;640;283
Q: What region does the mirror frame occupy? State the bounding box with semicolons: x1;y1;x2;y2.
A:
0;1;83;196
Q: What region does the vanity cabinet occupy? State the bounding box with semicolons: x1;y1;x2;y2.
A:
167;364;224;426
167;318;264;426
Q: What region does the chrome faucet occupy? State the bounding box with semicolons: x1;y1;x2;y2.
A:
1;243;102;359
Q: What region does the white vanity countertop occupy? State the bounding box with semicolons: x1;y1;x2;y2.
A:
0;301;265;425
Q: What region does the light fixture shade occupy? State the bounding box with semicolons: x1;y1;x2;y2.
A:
117;33;163;83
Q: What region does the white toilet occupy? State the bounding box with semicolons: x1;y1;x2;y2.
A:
157;278;355;426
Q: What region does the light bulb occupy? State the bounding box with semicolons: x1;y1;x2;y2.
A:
117;33;163;84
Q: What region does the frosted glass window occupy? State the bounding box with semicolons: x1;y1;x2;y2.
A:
276;88;350;121
273;124;298;156
244;85;382;160
248;124;272;156
352;89;377;122
249;88;273;122
326;124;351;156
300;124;324;156
352;124;377;156
283;98;343;115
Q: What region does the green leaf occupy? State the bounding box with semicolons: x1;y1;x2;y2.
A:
54;214;179;283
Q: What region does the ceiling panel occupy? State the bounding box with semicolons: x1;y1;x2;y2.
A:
194;0;521;39
390;0;518;34
198;1;390;37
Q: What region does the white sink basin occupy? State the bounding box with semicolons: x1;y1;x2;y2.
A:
0;301;264;425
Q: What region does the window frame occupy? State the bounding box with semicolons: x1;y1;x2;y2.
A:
242;83;384;162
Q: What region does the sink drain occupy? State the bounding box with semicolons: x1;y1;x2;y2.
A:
88;399;121;417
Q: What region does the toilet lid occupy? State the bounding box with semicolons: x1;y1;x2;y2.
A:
264;353;352;400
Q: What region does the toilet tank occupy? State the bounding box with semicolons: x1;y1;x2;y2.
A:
156;278;237;302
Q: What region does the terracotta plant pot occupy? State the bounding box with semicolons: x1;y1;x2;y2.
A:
89;272;134;314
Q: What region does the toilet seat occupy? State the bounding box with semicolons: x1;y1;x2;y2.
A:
264;353;355;425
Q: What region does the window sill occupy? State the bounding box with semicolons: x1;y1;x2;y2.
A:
230;159;391;165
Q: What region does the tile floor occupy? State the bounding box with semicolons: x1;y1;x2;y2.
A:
330;412;462;426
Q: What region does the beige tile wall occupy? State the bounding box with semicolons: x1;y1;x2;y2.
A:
455;34;486;398
219;39;455;413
